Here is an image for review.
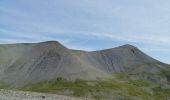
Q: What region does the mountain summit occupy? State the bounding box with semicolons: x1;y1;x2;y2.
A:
0;41;169;86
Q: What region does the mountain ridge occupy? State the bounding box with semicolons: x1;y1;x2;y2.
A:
0;41;169;86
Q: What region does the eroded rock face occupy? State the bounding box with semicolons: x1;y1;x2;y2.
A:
0;41;169;86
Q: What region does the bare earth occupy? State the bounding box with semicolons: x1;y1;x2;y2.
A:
0;89;89;100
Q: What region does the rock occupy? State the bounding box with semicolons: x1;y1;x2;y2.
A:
41;95;45;98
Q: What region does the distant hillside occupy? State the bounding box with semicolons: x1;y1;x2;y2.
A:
0;41;169;86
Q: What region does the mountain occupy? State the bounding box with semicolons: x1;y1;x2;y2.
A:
0;41;169;86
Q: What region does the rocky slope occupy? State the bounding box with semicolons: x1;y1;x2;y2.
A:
0;41;169;86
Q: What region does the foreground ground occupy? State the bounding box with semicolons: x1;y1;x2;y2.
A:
0;89;89;100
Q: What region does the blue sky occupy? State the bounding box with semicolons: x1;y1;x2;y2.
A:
0;0;170;64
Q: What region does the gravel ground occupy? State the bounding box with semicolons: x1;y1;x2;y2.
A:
0;89;90;100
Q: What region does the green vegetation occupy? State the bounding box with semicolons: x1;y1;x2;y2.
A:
0;81;10;89
16;77;169;100
114;72;130;80
128;80;151;87
20;78;90;96
0;77;169;100
152;85;170;100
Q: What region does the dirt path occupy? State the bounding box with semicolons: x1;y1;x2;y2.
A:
0;89;90;100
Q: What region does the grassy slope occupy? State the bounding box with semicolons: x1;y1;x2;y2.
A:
0;68;169;100
0;68;170;100
12;77;168;100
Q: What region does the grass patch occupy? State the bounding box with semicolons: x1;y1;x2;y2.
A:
0;81;10;89
114;72;130;80
152;85;170;100
128;80;151;87
0;77;168;100
20;78;156;99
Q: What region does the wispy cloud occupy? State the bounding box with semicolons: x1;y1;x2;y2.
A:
88;32;170;45
1;28;170;49
0;0;170;63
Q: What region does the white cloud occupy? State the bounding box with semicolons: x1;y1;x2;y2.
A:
143;48;170;52
86;32;170;46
